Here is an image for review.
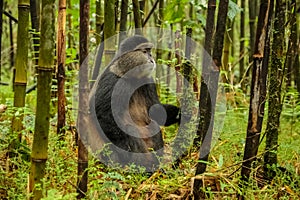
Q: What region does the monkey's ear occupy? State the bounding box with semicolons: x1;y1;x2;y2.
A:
134;42;154;51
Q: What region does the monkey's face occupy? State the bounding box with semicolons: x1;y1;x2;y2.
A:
110;43;156;79
133;48;156;78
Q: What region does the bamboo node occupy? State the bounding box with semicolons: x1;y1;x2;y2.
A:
36;66;55;71
18;4;30;9
13;82;27;86
31;158;47;163
253;54;263;59
105;50;116;55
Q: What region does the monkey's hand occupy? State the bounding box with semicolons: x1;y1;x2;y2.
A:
149;104;180;126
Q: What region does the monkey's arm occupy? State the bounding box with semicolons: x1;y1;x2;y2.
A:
149;104;180;126
162;104;181;126
145;83;181;126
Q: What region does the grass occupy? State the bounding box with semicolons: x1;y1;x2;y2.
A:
0;83;300;199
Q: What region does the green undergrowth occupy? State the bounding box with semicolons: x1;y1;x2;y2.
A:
0;84;300;199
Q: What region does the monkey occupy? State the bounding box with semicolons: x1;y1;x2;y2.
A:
117;35;150;58
92;35;180;171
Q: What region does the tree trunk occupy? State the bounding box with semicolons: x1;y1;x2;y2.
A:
29;0;55;199
187;2;199;99
239;0;245;90
175;30;182;94
155;0;164;82
285;0;297;88
264;0;286;179
77;0;90;198
193;0;228;198
197;0;229;174
30;0;40;66
222;19;233;84
293;1;300;93
139;0;145;16
193;0;216;150
0;0;3;81
119;0;128;44
96;0;103;45
132;0;142;35
67;0;73;48
166;24;173;99
239;0;274;190
172;25;194;167
57;0;67;136
294;53;300;94
230;19;234;58
11;0;30;156
142;0;159;27
248;0;257;64
244;0;258;92
9;11;14;68
91;34;104;88
114;0;119;29
104;0;116;65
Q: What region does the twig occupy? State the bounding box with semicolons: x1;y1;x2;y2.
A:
67;180;86;196
124;188;132;200
142;0;159;27
3;11;18;23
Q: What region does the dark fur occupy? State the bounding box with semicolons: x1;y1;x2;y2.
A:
93;36;180;170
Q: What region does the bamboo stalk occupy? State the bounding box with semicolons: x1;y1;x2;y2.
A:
30;0;40;66
77;0;90;198
194;0;228;198
0;0;3;81
57;0;67;135
104;0;116;66
132;0;142;35
29;0;55;198
264;0;286;179
11;0;30;156
9;11;14;68
239;0;274;194
119;0;128;45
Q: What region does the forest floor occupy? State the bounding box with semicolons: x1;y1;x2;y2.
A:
0;84;300;199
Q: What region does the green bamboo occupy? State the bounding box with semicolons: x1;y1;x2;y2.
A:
222;20;232;84
104;0;116;65
95;0;103;44
11;0;30;151
155;0;164;81
239;0;245;90
67;0;73;48
30;0;40;66
0;0;3;81
132;0;142;35
29;0;55;199
264;0;286;179
119;0;128;44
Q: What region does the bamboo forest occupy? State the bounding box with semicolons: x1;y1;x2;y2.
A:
0;0;300;199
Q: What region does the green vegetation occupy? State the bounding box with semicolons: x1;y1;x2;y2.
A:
0;0;299;199
1;83;299;199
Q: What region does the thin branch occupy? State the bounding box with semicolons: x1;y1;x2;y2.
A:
142;0;159;27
